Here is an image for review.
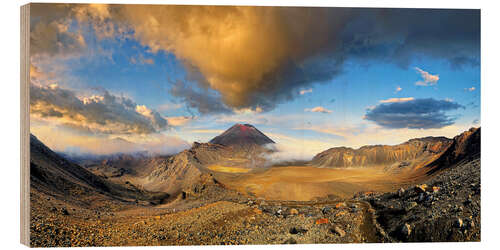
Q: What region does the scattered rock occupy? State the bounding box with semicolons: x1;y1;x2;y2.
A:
418;193;425;202
454;218;463;228
61;208;69;215
289;208;299;215
283;237;297;244
331;226;346;237
289;227;308;234
315;218;329;225
335;202;345;209
275;209;282;216
400;223;412;237
404;202;418;212
415;184;428;193
397;187;405;197
253;208;262;215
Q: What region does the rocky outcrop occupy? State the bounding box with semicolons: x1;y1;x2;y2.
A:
424;127;480;174
311;137;452;168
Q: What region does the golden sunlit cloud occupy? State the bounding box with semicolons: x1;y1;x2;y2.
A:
379;97;415;103
30;84;169;134
415;67;439;86
305;106;333;113
166;116;193;127
29;4;480;115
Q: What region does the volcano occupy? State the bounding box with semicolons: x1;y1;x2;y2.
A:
209;124;275;146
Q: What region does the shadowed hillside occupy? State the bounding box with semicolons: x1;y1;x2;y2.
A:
30;134;169;204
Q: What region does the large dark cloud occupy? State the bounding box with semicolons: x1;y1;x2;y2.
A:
169;80;232;115
364;98;465;129
30;5;480;114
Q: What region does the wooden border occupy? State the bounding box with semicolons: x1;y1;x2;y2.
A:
20;3;30;246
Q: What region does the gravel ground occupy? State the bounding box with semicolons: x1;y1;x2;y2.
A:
365;157;480;242
30;157;480;246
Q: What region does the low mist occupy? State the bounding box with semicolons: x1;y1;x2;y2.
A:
261;143;321;167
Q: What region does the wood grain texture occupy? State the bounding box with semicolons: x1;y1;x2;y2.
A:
20;3;30;246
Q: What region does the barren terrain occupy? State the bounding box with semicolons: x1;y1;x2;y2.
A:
29;126;481;246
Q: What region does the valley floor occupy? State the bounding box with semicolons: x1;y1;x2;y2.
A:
30;156;480;246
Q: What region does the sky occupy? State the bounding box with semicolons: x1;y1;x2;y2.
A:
29;4;480;158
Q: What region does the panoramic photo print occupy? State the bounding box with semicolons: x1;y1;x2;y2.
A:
26;3;480;246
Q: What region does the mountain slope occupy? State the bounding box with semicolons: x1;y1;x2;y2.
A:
30;134;167;203
311;136;452;168
424;127;480;174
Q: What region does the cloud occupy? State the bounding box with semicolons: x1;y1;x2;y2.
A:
262;133;338;164
156;101;183;112
415;67;439;86
30;121;190;155
189;129;224;134
166;116;193;127
169;80;232;115
31;5;479;114
379;97;415;103
364;98;464;129
305;106;333;114
299;88;313;95
395;86;402;93
130;56;154;65
294;123;472;149
30;84;169;134
465;86;476;92
30;12;86;58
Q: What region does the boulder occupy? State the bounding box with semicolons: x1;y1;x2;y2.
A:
331;226;346;237
315;218;329;225
415;184;428;193
289;208;299;215
400;223;412;237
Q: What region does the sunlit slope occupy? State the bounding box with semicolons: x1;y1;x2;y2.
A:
311;137;452;168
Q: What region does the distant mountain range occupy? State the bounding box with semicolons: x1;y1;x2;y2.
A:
30;124;480;202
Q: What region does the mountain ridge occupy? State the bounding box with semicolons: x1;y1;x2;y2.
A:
311;135;454;168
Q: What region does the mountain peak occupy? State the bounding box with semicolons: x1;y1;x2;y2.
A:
209;123;275;146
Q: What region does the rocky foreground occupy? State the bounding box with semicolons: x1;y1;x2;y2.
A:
30;155;480;246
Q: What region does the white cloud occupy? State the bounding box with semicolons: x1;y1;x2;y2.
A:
166;116;193;126
465;86;476;92
415;67;439;86
156;101;183;112
262;133;338;164
30;121;190;156
395;86;402;93
304;106;332;113
379;97;415;103
299;88;313;95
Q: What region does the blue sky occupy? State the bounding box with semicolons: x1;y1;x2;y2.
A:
29;4;480;156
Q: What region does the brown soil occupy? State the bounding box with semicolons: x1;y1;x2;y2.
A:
211;165;425;201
